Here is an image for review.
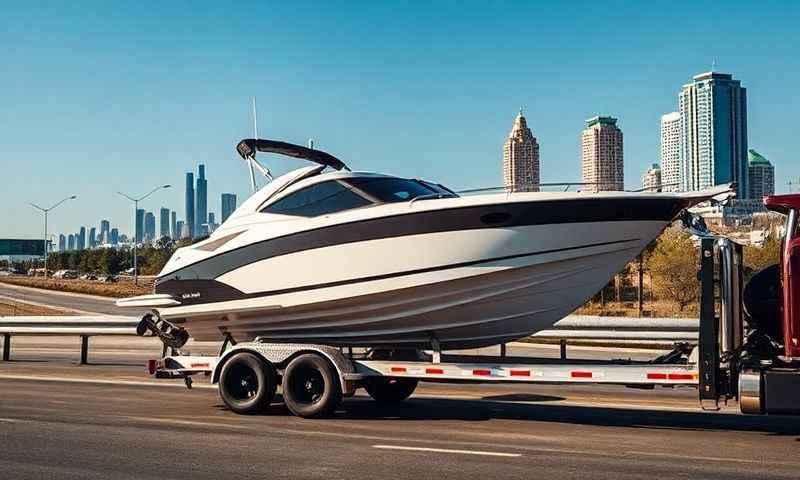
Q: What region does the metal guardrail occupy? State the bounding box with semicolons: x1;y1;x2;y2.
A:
0;314;699;364
533;315;699;359
0;316;139;364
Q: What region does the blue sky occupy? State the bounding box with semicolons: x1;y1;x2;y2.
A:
1;1;798;238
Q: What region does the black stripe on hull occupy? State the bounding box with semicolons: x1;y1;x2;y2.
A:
156;237;640;307
158;196;688;286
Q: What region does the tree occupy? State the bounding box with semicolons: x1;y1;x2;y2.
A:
743;234;781;279
648;226;700;311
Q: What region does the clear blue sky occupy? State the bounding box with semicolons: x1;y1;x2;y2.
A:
1;1;798;238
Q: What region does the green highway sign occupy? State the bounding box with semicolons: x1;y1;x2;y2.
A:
0;239;45;256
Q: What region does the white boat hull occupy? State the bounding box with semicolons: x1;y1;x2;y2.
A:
156;220;665;349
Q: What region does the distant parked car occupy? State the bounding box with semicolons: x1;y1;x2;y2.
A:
99;275;118;283
80;272;98;281
54;270;79;279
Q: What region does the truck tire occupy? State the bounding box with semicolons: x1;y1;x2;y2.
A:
364;377;418;403
218;352;277;415
282;353;342;418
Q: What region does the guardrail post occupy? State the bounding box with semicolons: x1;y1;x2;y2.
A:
2;334;9;361
80;335;89;365
500;343;506;358
560;339;567;360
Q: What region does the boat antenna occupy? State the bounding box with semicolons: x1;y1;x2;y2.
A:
245;97;273;192
308;138;314;149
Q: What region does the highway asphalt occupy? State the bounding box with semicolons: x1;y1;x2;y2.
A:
0;282;133;316
2;347;800;479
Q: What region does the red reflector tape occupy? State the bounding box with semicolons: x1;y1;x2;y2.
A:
426;368;444;375
668;373;694;381
647;373;668;380
472;369;491;376
571;371;593;378
390;367;407;373
190;363;209;369
509;370;531;377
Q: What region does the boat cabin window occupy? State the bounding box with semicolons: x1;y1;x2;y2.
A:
262;180;372;217
344;177;455;203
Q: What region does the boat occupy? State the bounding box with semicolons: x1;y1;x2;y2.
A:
119;138;730;350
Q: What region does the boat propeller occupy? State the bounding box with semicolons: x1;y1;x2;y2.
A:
136;313;190;349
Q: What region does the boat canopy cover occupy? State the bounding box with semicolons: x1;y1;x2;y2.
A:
236;139;348;171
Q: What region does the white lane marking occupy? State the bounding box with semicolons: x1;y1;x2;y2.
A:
122;416;250;429
0;417;27;423
373;445;521;458
626;450;765;465
0;374;217;390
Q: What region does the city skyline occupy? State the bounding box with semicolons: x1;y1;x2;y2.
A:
2;2;799;237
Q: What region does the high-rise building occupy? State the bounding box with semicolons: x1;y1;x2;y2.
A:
581;116;624;192
89;227;96;248
77;227;86;250
502;110;540;192
58;234;66;252
221;193;237;223
170;211;177;240
144;212;156;243
195;165;208;238
641;164;662;192
176;221;185;239
136;208;145;244
660;112;681;192
100;220;110;243
110;228;119;246
185;172;195;240
747;149;775;200
67;234;75;251
160;208;171;239
179;221;190;240
678;72;748;198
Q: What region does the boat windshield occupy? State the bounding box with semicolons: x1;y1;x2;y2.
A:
344;177;457;203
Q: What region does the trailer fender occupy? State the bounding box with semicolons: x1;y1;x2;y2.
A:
211;343;359;395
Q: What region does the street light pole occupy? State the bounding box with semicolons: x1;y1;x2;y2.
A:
117;184;171;286
29;195;77;277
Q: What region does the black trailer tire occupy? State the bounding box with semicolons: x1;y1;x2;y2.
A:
282;353;342;418
218;352;277;415
364;377;418;403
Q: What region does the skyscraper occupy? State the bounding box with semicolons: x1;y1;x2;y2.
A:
581;116;624;192
221;193;237;223
58;234;66;252
170;211;177;240
135;208;145;244
100;220;110;243
660;112;681;192
144;212;156;243
185;172;195;240
195;165;208;237
502;110;540;192
747;149;775;200
176;220;185;240
678;72;748;198
67;234;75;251
110;228;119;246
89;227;96;248
641;164;662;192
160;208;171;239
77;227;86;250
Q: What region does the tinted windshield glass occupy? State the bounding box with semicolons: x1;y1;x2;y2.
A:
262;181;371;217
345;177;442;203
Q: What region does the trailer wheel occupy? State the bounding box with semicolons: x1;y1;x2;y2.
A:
218;352;277;415
364;377;418;403
282;353;342;418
